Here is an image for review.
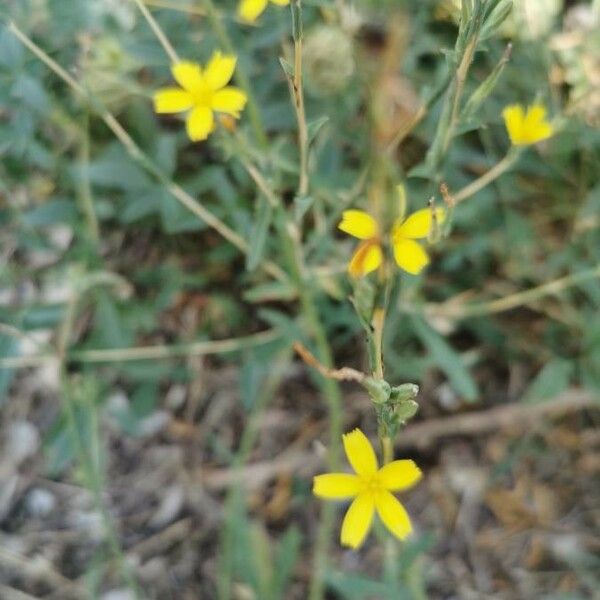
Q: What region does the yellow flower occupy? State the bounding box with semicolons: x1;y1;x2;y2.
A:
502;103;554;146
338;206;445;278
238;0;290;24
153;52;247;142
313;429;422;549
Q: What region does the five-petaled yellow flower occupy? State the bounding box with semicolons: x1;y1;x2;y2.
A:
238;0;290;24
154;52;248;142
338;206;445;278
502;103;554;146
313;429;422;549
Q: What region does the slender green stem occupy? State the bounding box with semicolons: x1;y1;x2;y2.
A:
426;6;484;178
371;282;398;591
217;347;292;600
202;0;268;147
57;294;141;598
132;0;179;62
235;135;341;600
77;110;100;244
372;307;386;380
381;436;394;464
291;1;309;197
419;263;600;319
453;149;519;203
142;0;206;15
0;328;280;369
441;36;476;156
277;215;341;600
280;15;342;596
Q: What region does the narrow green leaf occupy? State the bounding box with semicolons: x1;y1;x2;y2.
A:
244;281;297;303
523;359;573;404
271;527;301;599
246;195;273;272
307;116;329;146
278;57;294;79
410;315;479;402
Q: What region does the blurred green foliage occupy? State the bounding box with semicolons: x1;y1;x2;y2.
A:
1;0;599;597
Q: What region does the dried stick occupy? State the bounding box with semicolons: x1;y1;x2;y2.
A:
293;342;365;383
202;389;598;490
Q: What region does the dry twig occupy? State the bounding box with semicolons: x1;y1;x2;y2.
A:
202;389;598;490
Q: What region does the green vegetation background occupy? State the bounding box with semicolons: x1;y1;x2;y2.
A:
0;0;599;598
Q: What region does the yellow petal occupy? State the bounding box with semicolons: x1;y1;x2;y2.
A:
522;103;553;144
238;0;268;22
338;210;378;240
375;491;413;541
186;106;214;142
378;460;422;492
212;86;248;117
502;104;525;145
394;207;446;240
313;474;361;499
204;51;237;91
392;238;429;275
340;493;375;549
525;104;547;125
171;61;204;94
348;241;383;278
343;429;378;478
503;103;553;146
153;88;194;114
527;122;553;144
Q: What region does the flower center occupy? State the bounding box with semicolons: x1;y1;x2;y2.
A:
193;88;214;107
361;474;383;495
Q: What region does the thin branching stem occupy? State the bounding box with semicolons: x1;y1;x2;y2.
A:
418;264;600;319
202;0;268;147
453;149;518;203
132;0;179;62
142;0;206;15
8;22;287;283
291;1;309;197
217;347;293;600
0;328;280;369
56;288;141;598
77;110;100;243
442;36;477;155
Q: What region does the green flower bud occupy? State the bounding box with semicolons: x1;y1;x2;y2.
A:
363;377;392;404
394;399;419;424
389;383;419;404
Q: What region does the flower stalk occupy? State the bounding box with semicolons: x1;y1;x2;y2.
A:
203;0;268;147
453;148;520;204
288;0;309;198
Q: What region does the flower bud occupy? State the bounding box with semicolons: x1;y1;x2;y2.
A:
393;400;419;425
390;383;419;404
303;26;355;97
363;377;391;404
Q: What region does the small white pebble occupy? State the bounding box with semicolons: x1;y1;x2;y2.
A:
100;590;136;600
549;534;584;563
165;384;186;410
149;486;184;528
47;224;73;251
26;487;56;517
138;411;170;437
7;421;40;465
